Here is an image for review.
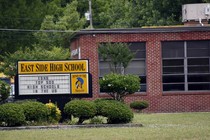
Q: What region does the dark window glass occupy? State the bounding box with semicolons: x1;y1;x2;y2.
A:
188;83;210;90
163;66;184;74
162;40;210;92
188;74;210;82
129;42;146;58
187;58;209;73
125;60;145;75
188;41;210;91
99;61;111;77
139;76;147;92
140;84;146;92
163;84;185;91
188;66;209;73
163;75;184;83
187;41;210;57
162;42;184;58
140;76;146;84
163;59;184;66
188;58;209;65
162;41;185;91
163;59;184;74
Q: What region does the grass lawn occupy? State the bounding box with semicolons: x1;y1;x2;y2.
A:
1;112;210;140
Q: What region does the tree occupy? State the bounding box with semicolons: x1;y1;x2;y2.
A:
99;73;140;101
98;42;134;74
0;0;85;78
91;0;207;28
1;0;208;60
0;0;49;56
0;0;78;57
93;0;132;28
98;42;140;101
0;46;70;78
34;0;86;49
126;0;180;27
0;80;10;103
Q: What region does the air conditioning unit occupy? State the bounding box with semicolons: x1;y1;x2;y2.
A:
182;3;210;22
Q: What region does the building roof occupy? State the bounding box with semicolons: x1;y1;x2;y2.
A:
70;26;210;40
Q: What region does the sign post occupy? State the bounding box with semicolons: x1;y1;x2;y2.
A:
15;60;92;99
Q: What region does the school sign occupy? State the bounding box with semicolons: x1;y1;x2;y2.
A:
15;60;92;98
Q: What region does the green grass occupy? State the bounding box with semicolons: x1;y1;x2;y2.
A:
1;112;210;140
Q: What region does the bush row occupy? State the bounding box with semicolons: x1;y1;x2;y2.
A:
0;101;61;126
0;99;149;126
64;99;134;124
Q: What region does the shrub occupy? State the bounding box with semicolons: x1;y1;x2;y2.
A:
64;100;96;124
89;116;107;124
46;102;61;123
99;73;140;101
18;101;48;123
130;100;149;111
66;116;79;125
0;81;10;103
95;99;133;124
0;103;25;126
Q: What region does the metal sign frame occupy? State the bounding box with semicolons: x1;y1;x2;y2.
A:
15;60;92;99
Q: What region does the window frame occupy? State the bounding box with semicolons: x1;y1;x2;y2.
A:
162;40;210;93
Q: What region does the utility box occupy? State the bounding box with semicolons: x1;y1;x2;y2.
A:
182;3;210;22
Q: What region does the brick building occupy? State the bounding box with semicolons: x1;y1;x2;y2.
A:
70;26;210;113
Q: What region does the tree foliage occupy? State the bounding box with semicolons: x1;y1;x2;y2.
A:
0;81;10;103
34;0;85;49
0;46;70;77
99;73;140;101
0;0;209;56
0;0;85;56
98;42;134;74
0;0;49;56
91;0;207;28
98;42;139;101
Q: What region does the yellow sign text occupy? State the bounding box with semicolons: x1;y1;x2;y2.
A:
18;60;88;74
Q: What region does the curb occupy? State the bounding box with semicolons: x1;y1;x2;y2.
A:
0;123;143;131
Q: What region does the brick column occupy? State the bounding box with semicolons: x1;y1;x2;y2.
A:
146;36;162;96
80;35;99;99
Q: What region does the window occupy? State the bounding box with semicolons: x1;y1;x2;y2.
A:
162;40;210;92
99;42;146;92
162;41;184;91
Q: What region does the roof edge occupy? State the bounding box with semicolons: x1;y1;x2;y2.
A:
70;26;210;40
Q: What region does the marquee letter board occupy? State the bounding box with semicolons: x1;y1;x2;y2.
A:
15;60;92;98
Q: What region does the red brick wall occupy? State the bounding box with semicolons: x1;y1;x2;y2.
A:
70;31;210;113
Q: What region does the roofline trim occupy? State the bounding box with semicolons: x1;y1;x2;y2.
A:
70;26;210;40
